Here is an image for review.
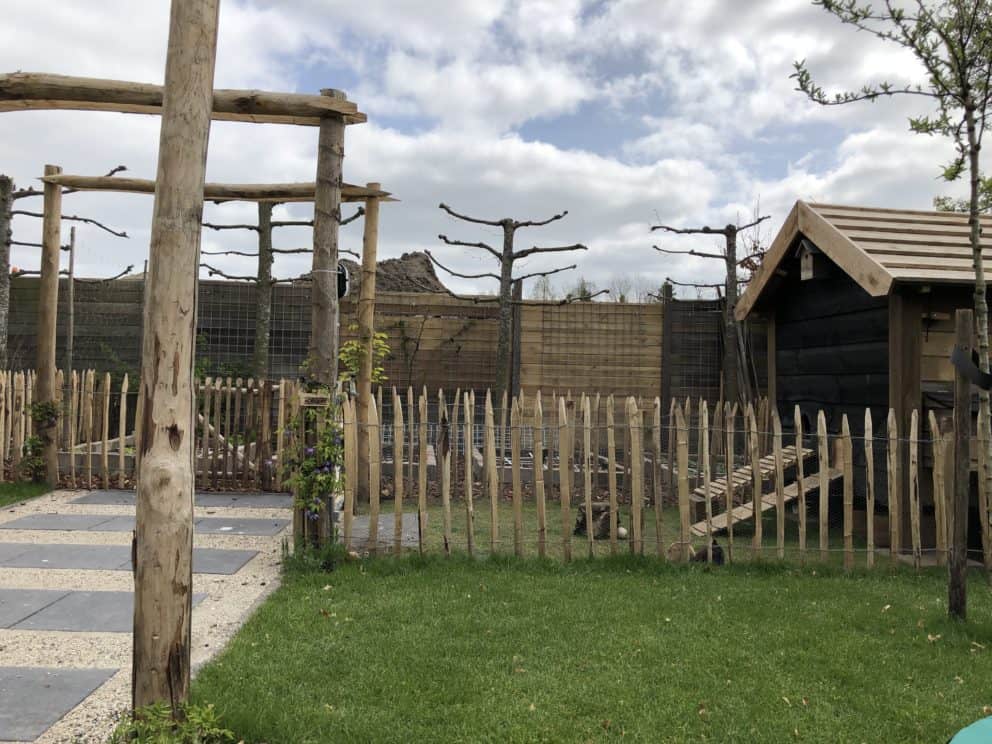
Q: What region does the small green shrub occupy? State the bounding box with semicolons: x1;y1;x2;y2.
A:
18;436;46;483
109;701;235;743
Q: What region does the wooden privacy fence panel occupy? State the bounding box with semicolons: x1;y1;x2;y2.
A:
339;385;991;572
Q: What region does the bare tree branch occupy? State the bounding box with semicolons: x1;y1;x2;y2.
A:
439;202;504;227
11;240;43;248
201;249;262;257
666;277;724;288
438;233;501;260
271;219;313;228
512;263;577;283
425;250;500;280
651;223;721;235
407;275;501;303
513;243;587;259
202;222;259;232
339;206;365;226
200;263;257;282
76;265;135;283
653;245;726;260
12;165;127;200
737;214;771;231
514;210;568;228
536;288;610;305
12;209;128;238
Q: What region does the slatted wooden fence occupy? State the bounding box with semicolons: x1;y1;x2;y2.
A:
340;386;991;571
0;370;297;490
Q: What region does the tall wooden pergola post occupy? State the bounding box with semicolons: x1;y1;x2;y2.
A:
132;0;220;713
356;182;381;504
308;92;346;387
37;163;62;485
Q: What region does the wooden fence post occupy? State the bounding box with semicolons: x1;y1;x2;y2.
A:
773;410;785;560
463;391;474;557
583;395;593;558
653;397;664;558
484;391;498;552
674;399;689;562
909;409;921;571
842;414;853;570
795;405;807;563
343;397;356;548
534;393;546;558
118;374;128;488
558;396;571;563
37;163;62;486
749;405;762;557
439;394;452;557
887;408;900;556
949;308;971;620
702;401;713;563
418;390;428;554
818;410;829;562
368;395;381;553
393;391;404;556
865;410;875;568
511;396;523;557
725;403;736;563
101;372;111;489
132;0;220;714
607;394;618;555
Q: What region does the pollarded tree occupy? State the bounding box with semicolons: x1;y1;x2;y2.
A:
793;0;992;546
430;203;597;403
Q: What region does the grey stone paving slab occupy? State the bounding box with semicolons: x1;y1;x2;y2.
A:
0;514;289;536
11;590;207;632
0;514;116;532
0;543;132;570
0;543;258;575
0;543;34;562
344;513;420;549
0;666;116;741
0;589;68;629
71;489;292;509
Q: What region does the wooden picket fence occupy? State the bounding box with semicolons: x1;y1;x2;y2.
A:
339;387;992;571
0;369;300;490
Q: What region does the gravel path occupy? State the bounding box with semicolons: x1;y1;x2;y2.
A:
0;488;290;743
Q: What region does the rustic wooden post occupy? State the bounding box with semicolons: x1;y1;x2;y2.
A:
512;396;523;557
865;410;875;568
702;401;713;563
887;409;901;555
439;395;452;556
132;0;219;715
393;390;404;556
674;400;689;562
773;410;785;560
484;391;498;552
558;396;572;562
909;409;921;570
411;390;424;551
118;374;129;488
749;405;762;557
795;405;807;562
949;309;971;620
464;390;475;556
101;372;111;488
818;410;829;562
629;396;645;556
653;397;664;558
64;227;76;385
37;163;63;485
929;411;947;566
725;403;736;562
307;92;346;386
342;397;356;547
534;392;546;558
367;395;381;553
607;394;618;554
842;414;854;570
355;183;380;506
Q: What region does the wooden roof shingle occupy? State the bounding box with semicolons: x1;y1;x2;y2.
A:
736;200;992;319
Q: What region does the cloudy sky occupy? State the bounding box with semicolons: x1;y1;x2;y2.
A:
0;0;972;299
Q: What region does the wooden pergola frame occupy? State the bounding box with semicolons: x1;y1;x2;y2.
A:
0;29;371;713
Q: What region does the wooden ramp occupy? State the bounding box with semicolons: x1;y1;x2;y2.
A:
691;468;843;537
689;445;812;510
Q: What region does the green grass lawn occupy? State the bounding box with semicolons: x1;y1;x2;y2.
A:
193;555;992;743
0;481;49;508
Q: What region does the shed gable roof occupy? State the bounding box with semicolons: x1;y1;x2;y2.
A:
736;200;992;319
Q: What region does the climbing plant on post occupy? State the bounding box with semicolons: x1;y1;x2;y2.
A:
431;203;595;403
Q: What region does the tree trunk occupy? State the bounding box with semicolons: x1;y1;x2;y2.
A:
356;185;380;506
493;222;515;406
253;202;273;381
307;96;345;387
723;227;740;408
965;103;992;536
0;175;11;369
950;308;971;619
132;0;219;715
37;164;62;486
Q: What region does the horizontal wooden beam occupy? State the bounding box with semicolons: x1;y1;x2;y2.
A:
0;72;366;126
40;174;394;203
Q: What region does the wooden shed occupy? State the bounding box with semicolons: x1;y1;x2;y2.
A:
737;200;992;549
